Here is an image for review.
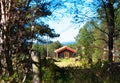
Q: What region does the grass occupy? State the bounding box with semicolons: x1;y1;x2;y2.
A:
54;57;89;68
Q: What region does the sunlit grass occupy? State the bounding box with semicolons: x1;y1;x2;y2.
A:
54;57;90;68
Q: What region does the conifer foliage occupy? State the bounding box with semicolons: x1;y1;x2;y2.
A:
0;0;59;81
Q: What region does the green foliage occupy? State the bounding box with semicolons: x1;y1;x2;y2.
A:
115;7;120;38
41;59;120;83
32;44;47;58
75;22;94;63
0;0;60;80
68;43;76;49
1;58;120;83
92;26;106;62
41;59;72;83
47;41;62;58
1;0;120;82
32;41;62;58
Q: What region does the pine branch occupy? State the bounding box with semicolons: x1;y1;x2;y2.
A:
94;38;108;44
91;21;108;35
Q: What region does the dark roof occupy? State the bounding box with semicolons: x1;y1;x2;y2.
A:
54;46;77;53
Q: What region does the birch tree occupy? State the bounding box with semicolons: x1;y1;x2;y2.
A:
0;0;14;76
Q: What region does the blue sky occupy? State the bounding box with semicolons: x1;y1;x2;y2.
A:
47;16;81;43
40;0;96;43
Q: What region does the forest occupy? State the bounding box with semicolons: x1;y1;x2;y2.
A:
0;0;120;83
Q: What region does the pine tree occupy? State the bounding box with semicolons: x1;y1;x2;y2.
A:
0;0;59;81
75;22;94;63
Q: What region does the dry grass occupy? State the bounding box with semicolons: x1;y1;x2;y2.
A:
54;58;84;67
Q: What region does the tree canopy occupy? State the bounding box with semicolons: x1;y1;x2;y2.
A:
1;0;120;82
0;0;59;79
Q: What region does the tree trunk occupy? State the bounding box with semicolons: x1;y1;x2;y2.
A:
107;2;114;64
0;0;14;76
0;58;2;74
5;35;14;76
107;1;115;82
5;49;14;76
102;0;114;64
31;50;41;83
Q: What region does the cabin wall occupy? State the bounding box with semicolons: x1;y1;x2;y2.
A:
57;50;76;58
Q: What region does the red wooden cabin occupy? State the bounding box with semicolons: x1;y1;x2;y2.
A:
54;46;77;58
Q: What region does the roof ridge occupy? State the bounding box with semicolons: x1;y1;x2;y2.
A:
54;46;77;53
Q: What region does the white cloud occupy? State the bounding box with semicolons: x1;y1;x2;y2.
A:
86;0;93;3
58;28;79;43
41;0;94;43
47;16;79;43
